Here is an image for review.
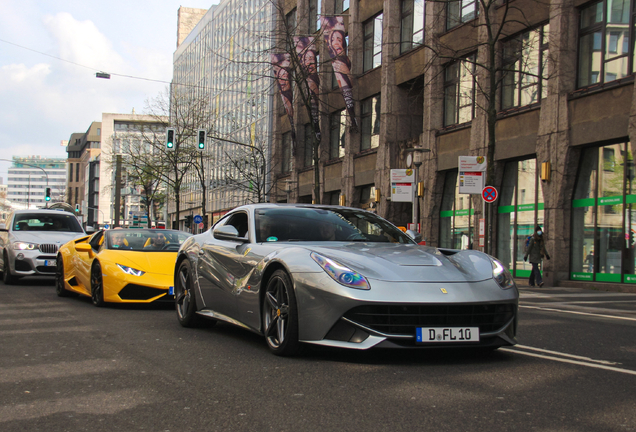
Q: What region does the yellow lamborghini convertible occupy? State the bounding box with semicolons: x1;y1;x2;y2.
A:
55;229;191;306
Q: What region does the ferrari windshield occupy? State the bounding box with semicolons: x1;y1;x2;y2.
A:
107;229;191;251
13;213;83;233
255;207;414;244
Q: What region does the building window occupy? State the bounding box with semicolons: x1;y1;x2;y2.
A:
69;163;73;182
401;0;425;53
96;128;101;136
335;0;349;14
439;171;475;249
286;9;296;51
281;132;292;173
304;124;314;167
361;94;381;150
309;0;321;33
76;163;80;182
363;13;383;72
501;24;550;110
578;0;632;88
443;55;475;126
329;110;346;159
447;0;478;30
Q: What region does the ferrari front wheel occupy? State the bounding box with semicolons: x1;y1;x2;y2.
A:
175;259;207;328
262;270;300;356
55;256;76;297
90;261;105;307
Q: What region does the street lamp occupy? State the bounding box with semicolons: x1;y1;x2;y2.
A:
406;147;431;231
284;179;294;203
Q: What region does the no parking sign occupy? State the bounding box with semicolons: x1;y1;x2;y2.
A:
482;186;498;203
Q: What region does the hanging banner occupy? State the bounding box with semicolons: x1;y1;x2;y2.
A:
294;36;321;143
271;53;297;153
321;16;358;131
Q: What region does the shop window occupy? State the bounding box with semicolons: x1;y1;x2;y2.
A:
443;55;475;126
439;170;474;250
501;24;549;110
571;143;635;283
363;14;383;72
400;0;425;54
578;0;633;88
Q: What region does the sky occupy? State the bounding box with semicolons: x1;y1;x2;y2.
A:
0;0;216;182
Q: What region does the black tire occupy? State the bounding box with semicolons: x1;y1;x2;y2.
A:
55;256;76;297
2;253;18;285
90;261;105;307
262;270;300;356
175;259;208;328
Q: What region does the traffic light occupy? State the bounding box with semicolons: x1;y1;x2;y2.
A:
45;187;51;201
75;204;80;213
166;127;175;150
184;215;192;228
197;129;206;151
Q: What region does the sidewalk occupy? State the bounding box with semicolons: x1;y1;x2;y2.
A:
513;278;636;294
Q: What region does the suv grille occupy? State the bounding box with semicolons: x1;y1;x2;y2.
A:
344;303;516;335
39;244;59;254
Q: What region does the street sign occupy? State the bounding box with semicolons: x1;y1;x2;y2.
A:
104;224;110;229
193;215;203;224
390;169;414;202
198;222;204;229
459;156;487;194
482;186;498;203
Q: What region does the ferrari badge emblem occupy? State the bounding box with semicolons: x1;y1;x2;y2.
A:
440;288;448;294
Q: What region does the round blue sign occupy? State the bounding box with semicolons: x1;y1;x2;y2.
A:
193;215;203;224
104;224;110;229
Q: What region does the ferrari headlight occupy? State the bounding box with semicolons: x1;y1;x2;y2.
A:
116;264;145;277
13;242;37;250
492;259;514;289
310;252;370;290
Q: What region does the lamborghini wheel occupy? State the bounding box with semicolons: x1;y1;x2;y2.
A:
175;259;208;328
262;270;300;356
55;256;75;297
91;261;105;307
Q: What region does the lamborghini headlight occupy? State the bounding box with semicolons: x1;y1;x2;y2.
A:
13;242;37;250
492;259;515;289
116;264;145;277
310;252;370;290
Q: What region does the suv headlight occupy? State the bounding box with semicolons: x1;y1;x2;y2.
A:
13;242;38;250
492;259;515;289
116;264;145;277
311;252;370;290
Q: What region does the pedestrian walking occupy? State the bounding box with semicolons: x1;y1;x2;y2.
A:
524;225;551;287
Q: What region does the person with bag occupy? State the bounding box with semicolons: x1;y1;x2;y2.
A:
524;225;551;287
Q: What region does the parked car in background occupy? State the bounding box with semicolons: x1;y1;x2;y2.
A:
173;204;519;356
0;209;87;284
56;229;191;306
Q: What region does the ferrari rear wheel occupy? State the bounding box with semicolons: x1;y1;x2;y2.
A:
2;252;17;285
262;270;300;356
175;259;207;328
55;256;76;297
91;261;105;307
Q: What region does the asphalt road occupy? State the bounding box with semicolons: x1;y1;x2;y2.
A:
1;279;635;432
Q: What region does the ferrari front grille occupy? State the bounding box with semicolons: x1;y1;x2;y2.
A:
39;244;59;254
118;284;168;300
344;303;516;335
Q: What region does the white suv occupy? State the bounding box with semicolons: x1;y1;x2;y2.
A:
0;209;87;284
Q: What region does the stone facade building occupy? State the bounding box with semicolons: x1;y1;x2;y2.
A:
268;0;636;288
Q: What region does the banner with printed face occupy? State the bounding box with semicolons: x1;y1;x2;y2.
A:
271;53;297;153
294;36;321;143
321;16;358;130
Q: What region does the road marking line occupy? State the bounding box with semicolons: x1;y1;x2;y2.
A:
500;348;636;376
519;305;636;322
513;344;620;365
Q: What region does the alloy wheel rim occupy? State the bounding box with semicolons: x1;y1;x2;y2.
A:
176;267;190;318
264;277;289;348
91;267;102;303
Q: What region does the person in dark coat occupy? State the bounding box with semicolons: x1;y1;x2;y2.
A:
524;225;551;287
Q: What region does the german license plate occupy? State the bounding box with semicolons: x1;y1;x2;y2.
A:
416;327;480;343
44;260;56;267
